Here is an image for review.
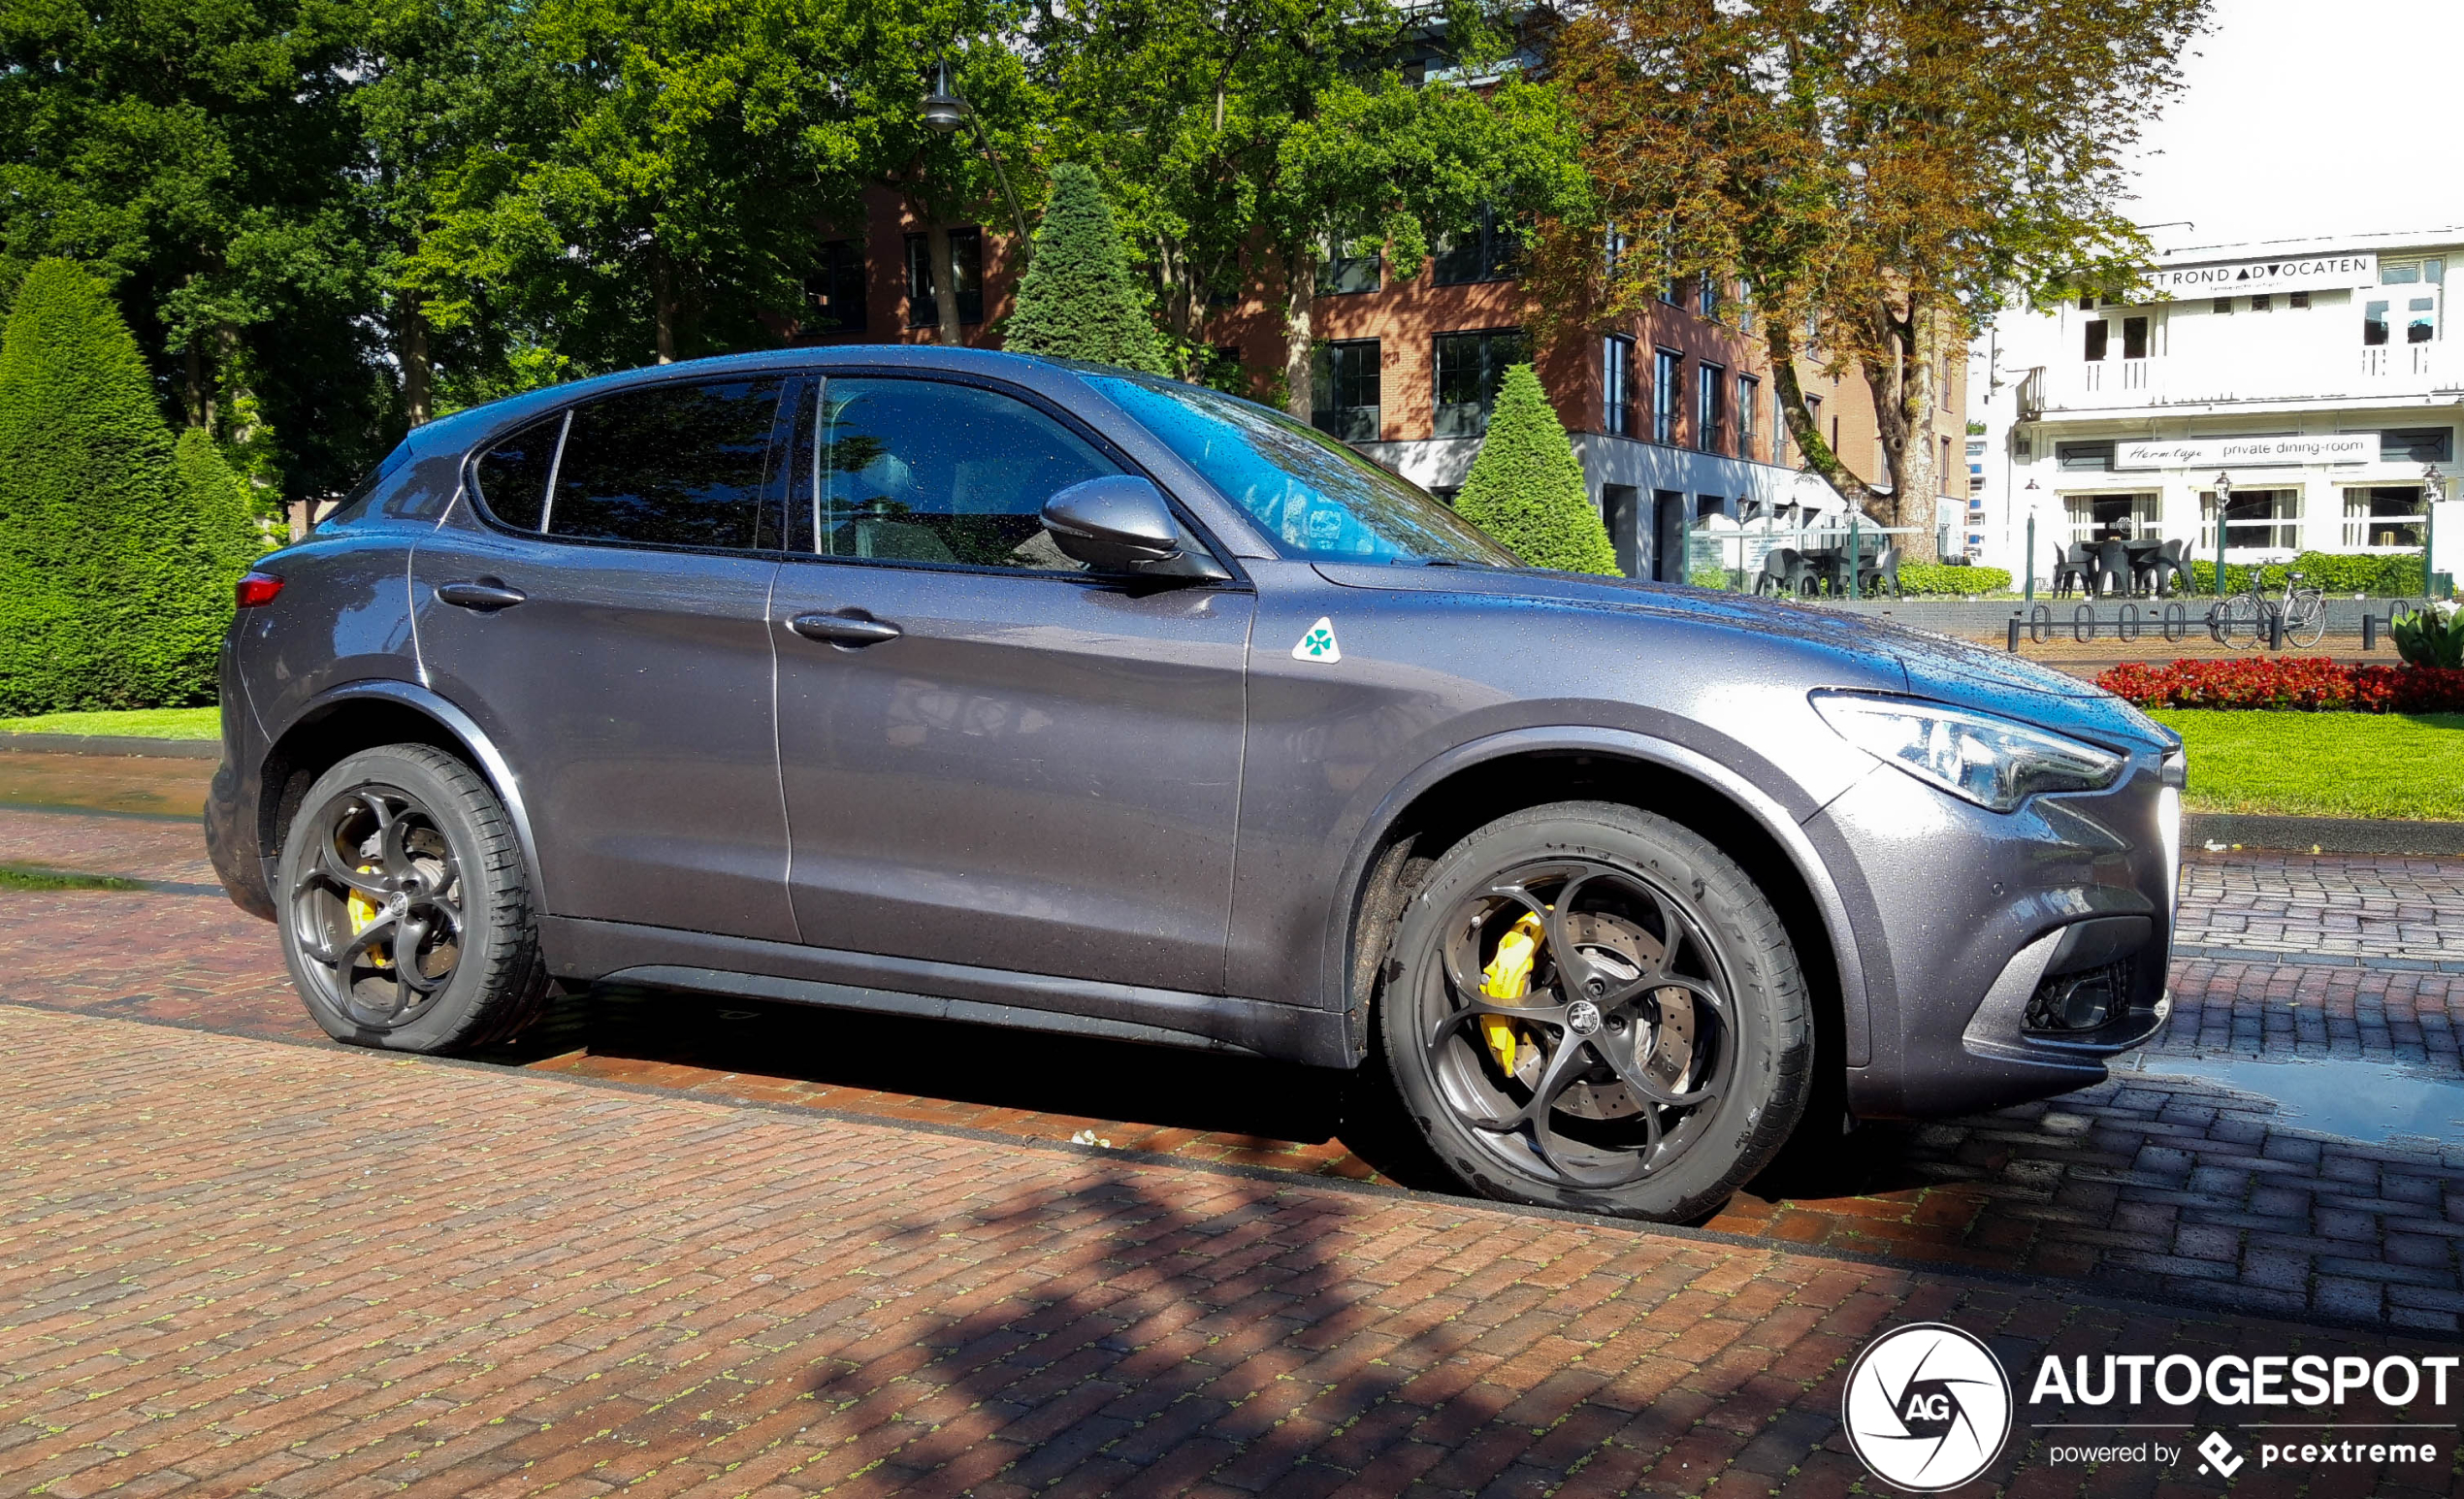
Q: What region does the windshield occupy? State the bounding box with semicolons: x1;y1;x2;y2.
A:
1090;375;1520;567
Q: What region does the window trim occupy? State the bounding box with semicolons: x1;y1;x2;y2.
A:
1431;326;1529;439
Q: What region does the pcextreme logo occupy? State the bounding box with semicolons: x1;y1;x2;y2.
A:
1842;1323;2013;1491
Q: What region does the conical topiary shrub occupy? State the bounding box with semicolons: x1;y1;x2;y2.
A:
0;259;225;713
1004;163;1170;374
1452;364;1620;575
168;425;268;668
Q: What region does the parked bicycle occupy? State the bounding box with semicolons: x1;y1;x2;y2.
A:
2207;569;2325;648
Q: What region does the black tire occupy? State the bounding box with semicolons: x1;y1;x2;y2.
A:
276;743;549;1054
1378;800;1812;1222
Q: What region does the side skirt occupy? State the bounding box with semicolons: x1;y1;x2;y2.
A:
540;915;1352;1069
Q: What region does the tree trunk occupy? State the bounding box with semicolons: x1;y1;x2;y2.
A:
1854;306;1944;563
929;226;963;346
652;251;678;364
183;342;206;429
401;300;433;428
1764;324;1884;516
1281;249;1315;421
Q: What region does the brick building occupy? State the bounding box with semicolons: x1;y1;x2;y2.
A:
794;184;1966;581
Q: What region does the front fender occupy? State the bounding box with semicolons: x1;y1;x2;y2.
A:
1319;724;1875;1070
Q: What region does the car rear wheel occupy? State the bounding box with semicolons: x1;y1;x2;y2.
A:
277;743;549;1054
1378;800;1812;1222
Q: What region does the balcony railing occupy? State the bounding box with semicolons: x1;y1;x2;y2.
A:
2038;344;2451;412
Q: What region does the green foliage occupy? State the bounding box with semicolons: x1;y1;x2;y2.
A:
1452;365;1619;576
1005;165;1170;374
0;706;223;739
2149;709;2464;822
2392;603;2464;669
1897;562;2013;596
0;260;226;713
2187;552;2423;597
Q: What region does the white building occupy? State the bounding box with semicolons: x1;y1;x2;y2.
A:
1970;228;2464;588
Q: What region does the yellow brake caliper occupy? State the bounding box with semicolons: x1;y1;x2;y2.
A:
1478;911;1545;1074
345;867;392;969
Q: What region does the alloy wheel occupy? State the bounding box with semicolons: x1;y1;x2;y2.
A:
287;784;466;1029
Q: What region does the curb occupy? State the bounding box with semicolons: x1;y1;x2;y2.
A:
0;733;218;760
2187;811;2464;856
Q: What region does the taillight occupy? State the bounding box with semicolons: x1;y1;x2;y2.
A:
235;571;284;608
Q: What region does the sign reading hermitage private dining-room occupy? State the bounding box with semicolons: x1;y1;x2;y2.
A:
2136;251;2378;302
2114;434;2375;471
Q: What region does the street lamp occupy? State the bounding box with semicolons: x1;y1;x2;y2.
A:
2023;477;2039;603
923;58;1032;269
2212;471;2231;597
2424;462;2446;600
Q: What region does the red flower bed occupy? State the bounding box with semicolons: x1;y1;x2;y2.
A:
2096;657;2464;713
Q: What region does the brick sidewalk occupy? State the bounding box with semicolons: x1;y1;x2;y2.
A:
1;1005;2454;1499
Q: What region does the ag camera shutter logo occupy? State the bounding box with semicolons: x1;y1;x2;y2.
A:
1843;1323;2012;1491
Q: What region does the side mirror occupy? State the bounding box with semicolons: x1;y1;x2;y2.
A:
1041;476;1225;579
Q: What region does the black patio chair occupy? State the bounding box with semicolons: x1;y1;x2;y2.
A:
2092;538;2134;599
1755;547;1811;598
2051;544;2091;598
1856;543;1902;601
2145;538;2193;597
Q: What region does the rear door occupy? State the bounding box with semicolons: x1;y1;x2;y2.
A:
410;375;796;940
768;374;1253;994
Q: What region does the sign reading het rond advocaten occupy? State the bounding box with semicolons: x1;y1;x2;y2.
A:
2137;252;2378;302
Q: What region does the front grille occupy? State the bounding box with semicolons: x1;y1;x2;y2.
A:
2025;959;2133;1035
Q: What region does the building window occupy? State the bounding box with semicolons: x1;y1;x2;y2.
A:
1698;278;1718;317
2122;316;2149;359
2200;488;2301;551
2213;297;2233;314
1940;436;1954;496
1735;375;1759;460
2346;486;2427;547
1312;340;1380;440
2408;296;2439;343
1737;281;1755;334
2365;299;2390;345
805;241;866;334
1696;363;1725;452
2083;320;2109;361
2383;427;2454;462
1604;336;1636;437
1432;205;1520;285
2289;291;2311;310
2251;295;2272;312
1432;328;1526;438
1661;274;1682;308
904;229;984;327
2056;440;2115;472
1653;348;1682;444
1316;241;1381;295
2064;492;2161;544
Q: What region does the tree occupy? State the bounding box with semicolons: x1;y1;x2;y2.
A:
0;260;225;714
1541;0;2209;559
1022;2;1589;413
1005;165;1170;373
1453;364;1619;575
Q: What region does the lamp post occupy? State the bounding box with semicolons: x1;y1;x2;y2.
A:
2022;478;2038;603
2425;461;2447;601
2212;471;2231;597
924;59;1032;270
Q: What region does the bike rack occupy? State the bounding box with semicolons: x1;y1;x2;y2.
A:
2003;601;2204;651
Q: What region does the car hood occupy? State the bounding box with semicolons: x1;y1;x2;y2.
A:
1313;564;2180;755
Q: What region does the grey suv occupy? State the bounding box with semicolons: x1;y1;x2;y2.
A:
206;346;2183;1222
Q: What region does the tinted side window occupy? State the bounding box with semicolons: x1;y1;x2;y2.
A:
548;379;783;549
797;378;1116;570
474;417;561;531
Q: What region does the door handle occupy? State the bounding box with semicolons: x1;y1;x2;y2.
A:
789;610;903;646
435;578;528;611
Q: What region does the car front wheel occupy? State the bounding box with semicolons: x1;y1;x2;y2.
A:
277;743;549;1054
1379;800;1812;1222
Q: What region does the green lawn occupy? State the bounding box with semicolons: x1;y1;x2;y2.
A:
2151;709;2464;821
0;706;221;739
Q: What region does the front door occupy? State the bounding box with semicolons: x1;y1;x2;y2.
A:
410;375;795;941
1652;489;1688;582
769;375;1252;994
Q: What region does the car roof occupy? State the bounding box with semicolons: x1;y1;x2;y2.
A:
407;344;1124;457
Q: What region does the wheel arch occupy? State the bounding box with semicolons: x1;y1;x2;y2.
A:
1332;729;1869;1079
255;681;546;912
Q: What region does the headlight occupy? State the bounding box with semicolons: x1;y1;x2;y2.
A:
1812;692;2124;812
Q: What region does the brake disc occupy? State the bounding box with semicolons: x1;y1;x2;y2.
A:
1537;910;1698;1122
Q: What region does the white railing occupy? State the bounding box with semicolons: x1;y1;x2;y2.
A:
2044;344;2448;411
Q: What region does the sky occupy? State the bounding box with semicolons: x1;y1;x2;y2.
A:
2121;0;2464;253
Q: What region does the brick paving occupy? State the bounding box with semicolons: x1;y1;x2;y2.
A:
11;790;2464;1329
2177;852;2464;970
3;1004;2456;1499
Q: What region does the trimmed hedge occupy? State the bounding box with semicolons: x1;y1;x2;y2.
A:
1897;562;2012;596
1004;164;1170;375
2098;656;2464;714
1454;364;1620;575
2185;552;2424;597
0;260;243;714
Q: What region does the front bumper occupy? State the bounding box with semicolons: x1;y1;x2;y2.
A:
1819;742;2182;1120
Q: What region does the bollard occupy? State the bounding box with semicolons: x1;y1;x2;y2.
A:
2268;610;2283;651
2364;613;2378;651
2006;616;2021;652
